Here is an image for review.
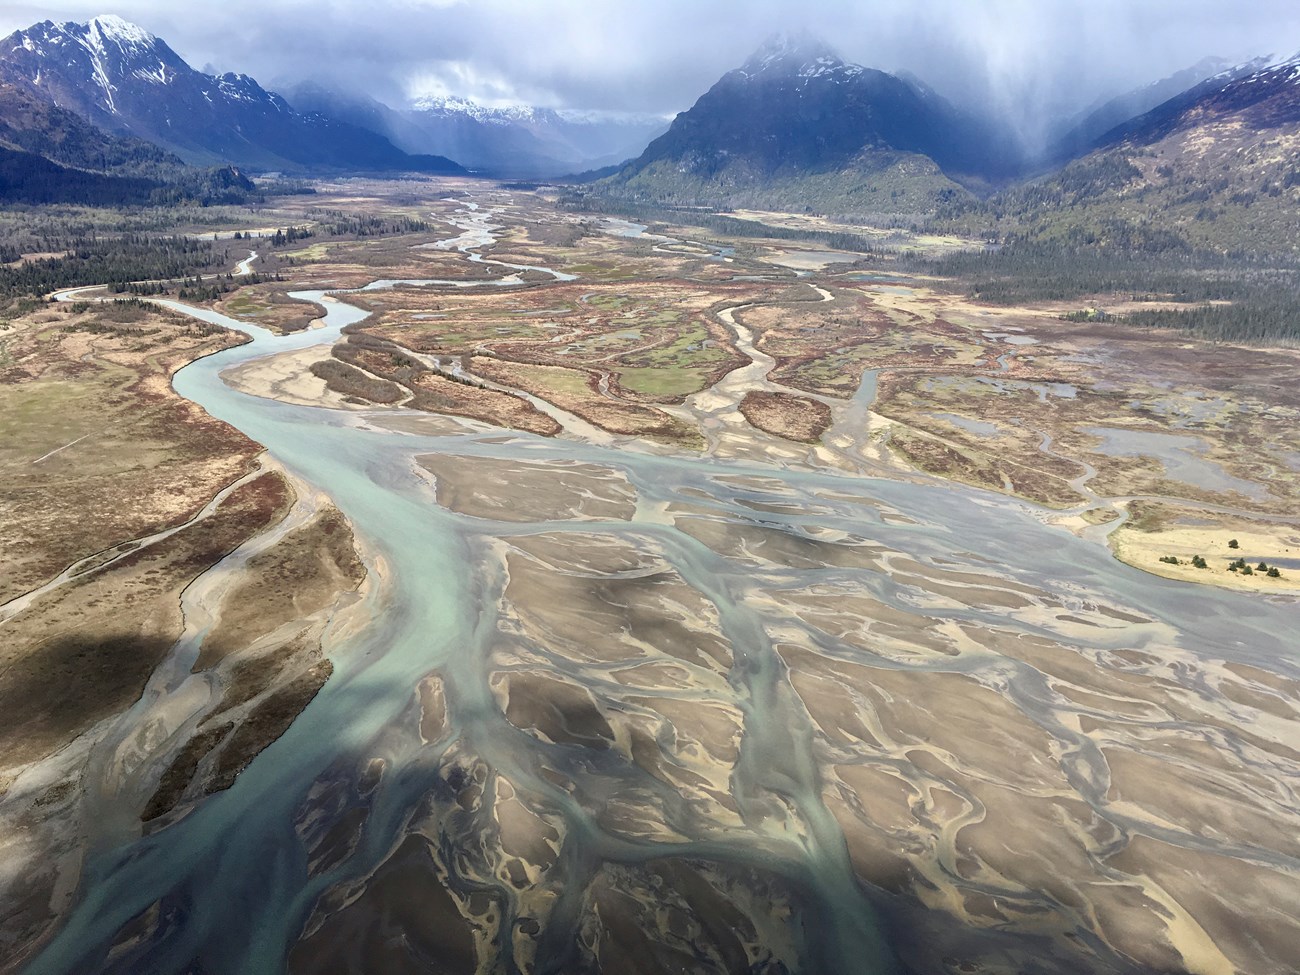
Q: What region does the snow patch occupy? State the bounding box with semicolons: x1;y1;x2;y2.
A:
133;60;169;84
216;72;269;105
87;15;157;50
412;95;544;124
1227;51;1300;89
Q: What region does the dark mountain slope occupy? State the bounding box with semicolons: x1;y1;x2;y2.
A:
0;143;163;205
942;53;1300;254
0;79;182;176
0;16;464;174
0;79;257;204
595;35;1020;214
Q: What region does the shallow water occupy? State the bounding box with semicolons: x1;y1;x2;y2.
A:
1083;425;1269;500
920;374;1080;403
768;249;859;270
931;412;1003;437
23;216;1300;975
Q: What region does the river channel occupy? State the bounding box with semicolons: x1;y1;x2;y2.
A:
23;202;1300;975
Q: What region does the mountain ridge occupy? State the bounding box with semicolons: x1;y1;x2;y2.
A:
1047;56;1255;162
933;50;1300;255
0;15;465;175
285;83;665;177
1095;50;1300;148
592;35;1020;214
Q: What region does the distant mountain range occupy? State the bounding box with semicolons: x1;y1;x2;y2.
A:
286;84;667;178
0;15;463;175
592;34;1287;216
1;13;1297;233
0;13;664;195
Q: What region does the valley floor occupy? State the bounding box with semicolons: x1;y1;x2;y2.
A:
1;179;1297;975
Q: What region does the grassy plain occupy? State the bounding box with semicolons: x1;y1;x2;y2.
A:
0;300;258;602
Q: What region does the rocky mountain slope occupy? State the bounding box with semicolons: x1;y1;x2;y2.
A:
595;34;1021;214
0;16;464;174
956;52;1300;252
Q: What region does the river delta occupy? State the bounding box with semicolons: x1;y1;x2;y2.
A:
2;184;1298;975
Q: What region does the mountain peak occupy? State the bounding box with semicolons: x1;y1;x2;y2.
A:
745;31;844;70
0;15;464;173
739;32;863;84
411;94;546;124
86;14;157;49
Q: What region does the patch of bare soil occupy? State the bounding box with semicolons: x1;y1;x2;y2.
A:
739;391;832;442
0;472;293;770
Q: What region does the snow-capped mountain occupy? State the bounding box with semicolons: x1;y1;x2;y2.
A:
1094;49;1300;149
287;83;665;177
596;33;1018;212
402;96;666;175
0;16;463;173
407;97;657;130
5;14;171;113
735;32;865;83
410;96;551;126
1049;56;1267;160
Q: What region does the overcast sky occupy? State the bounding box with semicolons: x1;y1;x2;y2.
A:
3;0;1300;137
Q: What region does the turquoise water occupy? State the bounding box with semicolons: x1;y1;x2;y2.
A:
26;287;908;973
23;233;1300;975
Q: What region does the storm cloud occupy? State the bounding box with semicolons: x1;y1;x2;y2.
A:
4;0;1300;144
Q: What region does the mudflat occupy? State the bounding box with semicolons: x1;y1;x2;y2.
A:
5;182;1298;975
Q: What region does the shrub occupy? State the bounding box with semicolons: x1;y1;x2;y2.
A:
308;359;403;404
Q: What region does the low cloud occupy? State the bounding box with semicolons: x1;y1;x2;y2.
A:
4;0;1299;143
